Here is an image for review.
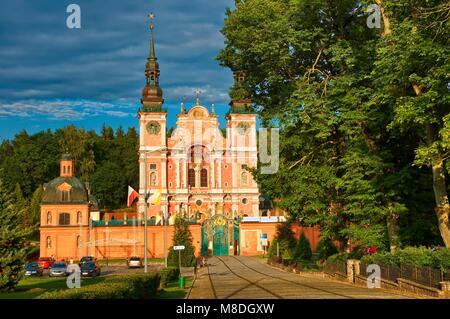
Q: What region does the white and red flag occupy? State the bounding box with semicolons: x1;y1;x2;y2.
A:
127;186;139;207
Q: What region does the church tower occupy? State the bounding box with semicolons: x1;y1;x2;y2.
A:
226;71;260;216
138;14;168;220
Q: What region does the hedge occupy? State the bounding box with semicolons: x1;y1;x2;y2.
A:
159;267;180;288
38;273;161;299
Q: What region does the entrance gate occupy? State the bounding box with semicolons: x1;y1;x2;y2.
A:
201;215;240;257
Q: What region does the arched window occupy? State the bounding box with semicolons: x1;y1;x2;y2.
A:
188;169;196;187
63;166;66;174
77;211;82;224
46;236;52;249
47;212;52;225
77;235;82;248
68;166;71;174
59;213;70;226
61;190;70;202
200;169;208;187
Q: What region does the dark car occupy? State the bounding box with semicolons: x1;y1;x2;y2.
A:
79;256;97;265
49;262;68;277
37;257;55;269
24;263;44;277
80;262;101;277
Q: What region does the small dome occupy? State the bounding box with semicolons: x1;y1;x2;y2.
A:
61;153;73;161
142;85;163;99
42;176;89;204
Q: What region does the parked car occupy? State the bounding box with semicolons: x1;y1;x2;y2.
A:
79;256;97;265
37;257;55;269
127;256;143;268
49;262;68;277
24;262;44;277
80;261;101;277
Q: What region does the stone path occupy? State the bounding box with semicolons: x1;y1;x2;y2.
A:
187;256;420;299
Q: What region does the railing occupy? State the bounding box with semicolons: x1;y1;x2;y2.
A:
360;263;449;289
91;218;199;227
139;106;168;113
323;261;347;276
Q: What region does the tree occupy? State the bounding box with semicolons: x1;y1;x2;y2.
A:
167;218;196;268
0;177;33;291
29;186;43;238
371;0;450;246
316;237;338;261
90;162;126;209
294;232;312;261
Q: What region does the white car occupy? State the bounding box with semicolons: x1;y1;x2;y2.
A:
127;257;143;268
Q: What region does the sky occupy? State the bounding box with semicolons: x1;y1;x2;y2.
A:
0;0;236;140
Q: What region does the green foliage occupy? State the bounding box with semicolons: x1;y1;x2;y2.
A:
316;237;338;261
218;0;449;249
360;246;450;270
159;267;180;288
38;273;161;299
0;125;139;210
0;177;33;291
167;218;196;267
294;232;312;261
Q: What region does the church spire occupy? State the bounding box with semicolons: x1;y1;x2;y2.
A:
141;12;164;111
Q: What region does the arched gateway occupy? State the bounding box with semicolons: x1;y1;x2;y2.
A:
201;215;240;256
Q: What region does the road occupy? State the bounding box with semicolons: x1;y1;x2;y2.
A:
187;256;416;299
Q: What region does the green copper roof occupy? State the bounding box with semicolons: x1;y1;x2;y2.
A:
42;176;89;204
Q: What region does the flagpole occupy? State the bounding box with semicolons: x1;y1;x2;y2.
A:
144;152;148;273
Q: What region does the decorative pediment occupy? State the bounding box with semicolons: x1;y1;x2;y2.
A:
58;182;72;192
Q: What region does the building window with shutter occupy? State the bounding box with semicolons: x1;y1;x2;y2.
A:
188;169;196;187
200;169;208;187
59;213;70;225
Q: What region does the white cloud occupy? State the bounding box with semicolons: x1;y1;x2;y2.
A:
0;99;136;120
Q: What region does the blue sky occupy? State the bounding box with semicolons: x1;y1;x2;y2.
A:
0;0;236;140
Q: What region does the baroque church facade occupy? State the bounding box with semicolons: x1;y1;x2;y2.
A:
38;20;311;261
137;21;260;221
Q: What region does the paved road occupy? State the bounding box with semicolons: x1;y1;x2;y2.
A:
188;256;416;299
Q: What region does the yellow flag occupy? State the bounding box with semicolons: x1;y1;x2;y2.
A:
149;189;162;205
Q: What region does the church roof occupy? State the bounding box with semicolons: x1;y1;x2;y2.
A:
42;176;89;204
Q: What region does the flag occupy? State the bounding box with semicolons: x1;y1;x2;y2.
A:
148;188;162;205
127;186;139;208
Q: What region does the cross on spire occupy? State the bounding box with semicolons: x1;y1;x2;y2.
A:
148;12;155;30
194;88;202;105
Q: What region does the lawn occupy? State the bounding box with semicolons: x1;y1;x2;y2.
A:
0;276;104;299
0;273;191;299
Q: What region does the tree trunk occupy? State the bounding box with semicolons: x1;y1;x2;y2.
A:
374;0;391;35
427;125;450;247
387;213;400;252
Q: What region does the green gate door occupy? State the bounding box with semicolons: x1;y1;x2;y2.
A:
201;215;232;257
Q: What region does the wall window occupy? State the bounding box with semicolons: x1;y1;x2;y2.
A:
77;211;82;224
200;169;208;187
241;171;248;186
150;164;157;170
188;169;196;187
196;199;202;207
150;172;158;186
59;213;70;226
46;236;52;249
63;166;66;174
47;212;52;225
61;190;70;202
77;235;82;248
242;198;248;205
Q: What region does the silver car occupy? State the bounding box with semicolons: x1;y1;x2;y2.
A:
49;262;68;277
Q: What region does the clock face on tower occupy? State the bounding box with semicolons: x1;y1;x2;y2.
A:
237;122;250;135
146;121;160;135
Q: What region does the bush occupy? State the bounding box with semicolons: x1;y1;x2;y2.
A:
360;251;399;266
38;273;161;299
316;237;338;261
159;267;180;288
267;238;279;257
294;233;312;261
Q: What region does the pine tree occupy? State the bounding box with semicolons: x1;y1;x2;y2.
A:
294;232;312;261
0;177;33;291
167;218;196;267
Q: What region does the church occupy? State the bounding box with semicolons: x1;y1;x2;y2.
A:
39;19;319;260
137;19;260;222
